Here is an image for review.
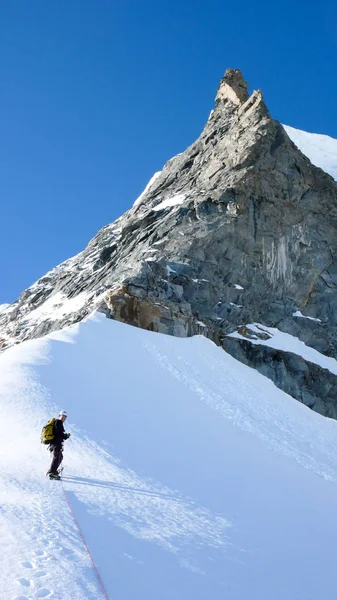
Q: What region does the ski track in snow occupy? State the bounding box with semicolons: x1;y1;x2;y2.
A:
2;313;337;599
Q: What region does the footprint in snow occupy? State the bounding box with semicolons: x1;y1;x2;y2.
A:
16;577;31;587
47;539;63;550
14;596;30;600
33;551;46;557
22;561;34;569
34;589;52;598
34;571;47;578
33;550;51;562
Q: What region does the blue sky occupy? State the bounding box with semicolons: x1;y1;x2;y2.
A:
1;0;336;303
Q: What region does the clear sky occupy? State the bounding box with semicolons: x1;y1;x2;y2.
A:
1;0;336;303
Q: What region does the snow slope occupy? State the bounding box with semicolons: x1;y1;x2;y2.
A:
284;124;337;180
2;313;337;599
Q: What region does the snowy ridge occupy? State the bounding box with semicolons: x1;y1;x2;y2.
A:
284;124;337;180
2;313;337;598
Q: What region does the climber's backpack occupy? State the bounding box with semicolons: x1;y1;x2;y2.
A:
41;418;56;445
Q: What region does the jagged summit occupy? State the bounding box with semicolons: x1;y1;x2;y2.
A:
215;68;250;105
1;69;336;416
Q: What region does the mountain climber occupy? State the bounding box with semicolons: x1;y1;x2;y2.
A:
46;410;71;480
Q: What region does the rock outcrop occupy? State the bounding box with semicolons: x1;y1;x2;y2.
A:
1;69;336;416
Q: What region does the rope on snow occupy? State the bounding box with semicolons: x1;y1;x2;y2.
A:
61;478;110;600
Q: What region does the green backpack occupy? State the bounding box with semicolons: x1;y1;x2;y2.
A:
41;418;56;444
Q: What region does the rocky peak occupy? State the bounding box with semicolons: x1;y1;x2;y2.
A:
1;69;336;418
215;68;249;105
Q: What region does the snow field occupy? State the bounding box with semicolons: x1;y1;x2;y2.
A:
1;313;337;599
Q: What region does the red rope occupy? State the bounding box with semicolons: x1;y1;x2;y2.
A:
61;481;110;600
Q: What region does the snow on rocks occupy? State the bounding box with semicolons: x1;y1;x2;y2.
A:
292;310;322;323
132;171;163;208
22;292;90;325
152;193;186;212
228;323;337;376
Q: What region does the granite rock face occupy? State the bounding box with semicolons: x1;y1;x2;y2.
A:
1;69;336;416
